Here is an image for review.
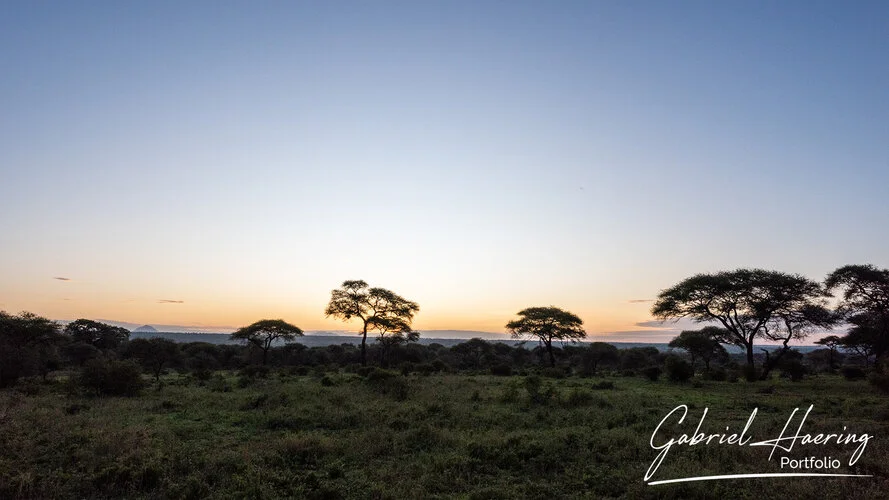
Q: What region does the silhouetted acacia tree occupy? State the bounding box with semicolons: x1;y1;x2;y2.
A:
230;319;303;365
506;306;585;367
826;264;889;367
652;269;833;380
668;327;728;372
64;319;130;350
324;280;419;366
814;335;843;370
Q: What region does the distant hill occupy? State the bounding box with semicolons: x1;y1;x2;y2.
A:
133;325;158;333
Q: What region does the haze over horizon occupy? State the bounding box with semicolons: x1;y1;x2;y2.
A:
2;2;887;342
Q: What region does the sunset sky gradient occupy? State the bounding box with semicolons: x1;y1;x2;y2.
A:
2;1;887;341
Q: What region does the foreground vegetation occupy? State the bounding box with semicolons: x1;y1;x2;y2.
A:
2;370;888;499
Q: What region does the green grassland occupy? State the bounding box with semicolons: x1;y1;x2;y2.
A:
2;372;888;499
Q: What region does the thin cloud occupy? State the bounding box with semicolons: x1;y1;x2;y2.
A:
158;299;184;304
53;277;71;281
628;299;654;303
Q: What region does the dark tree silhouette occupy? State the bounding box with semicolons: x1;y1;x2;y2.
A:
451;338;494;369
652;269;833;380
0;311;61;387
231;319;303;365
126;337;180;382
841;315;880;368
668;327;728;372
826;264;889;366
325;280;419;366
506;306;585;367
583;342;619;374
814;335;843;369
64;319;130;350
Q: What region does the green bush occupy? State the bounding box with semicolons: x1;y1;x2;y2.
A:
490;364;512;376
642;366;661;381
665;357;694;383
842;366;867;380
78;359;144;396
868;372;889;393
239;365;270;378
780;360;807;382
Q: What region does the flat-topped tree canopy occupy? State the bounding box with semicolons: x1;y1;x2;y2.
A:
652;268;834;379
231;319;303;365
506;306;586;367
325;279;419;366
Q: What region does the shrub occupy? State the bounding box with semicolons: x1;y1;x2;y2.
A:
842;367;867;381
541;366;567;378
642;366;661;382
524;375;555;405
365;368;408;399
780;361;807;382
240;365;270;378
490;364;512;376
705;368;727;381
665;357;694;383
78;359;144;396
591;381;615;390
868;373;889;393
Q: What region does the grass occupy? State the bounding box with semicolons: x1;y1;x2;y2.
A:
1;372;888;499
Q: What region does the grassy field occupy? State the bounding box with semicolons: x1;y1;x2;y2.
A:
1;371;888;499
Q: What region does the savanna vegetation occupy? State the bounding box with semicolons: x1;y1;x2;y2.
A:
1;267;889;498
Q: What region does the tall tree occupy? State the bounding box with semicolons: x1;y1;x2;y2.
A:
506;306;585;367
231;319;303;365
825;264;889;366
64;319;130;350
652;269;832;380
325;280;419;366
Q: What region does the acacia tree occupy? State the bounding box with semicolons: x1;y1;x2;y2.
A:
825;264;889;367
668;327;728;372
231;319;303;365
324;280;420;366
814;335;843;370
64;319;130;350
506;306;585;367
652;269;832;380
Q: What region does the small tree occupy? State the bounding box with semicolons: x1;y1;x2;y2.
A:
506;306;585;367
583;342;619;374
126;338;180;382
64;319;130;350
814;335;843;370
231;319;303;365
668;327;728;372
325;280;419;366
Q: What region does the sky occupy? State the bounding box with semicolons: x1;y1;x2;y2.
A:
1;1;887;341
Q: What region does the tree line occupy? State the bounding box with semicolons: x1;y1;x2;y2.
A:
1;264;887;391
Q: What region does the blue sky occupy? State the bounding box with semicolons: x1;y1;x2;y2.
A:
1;1;887;340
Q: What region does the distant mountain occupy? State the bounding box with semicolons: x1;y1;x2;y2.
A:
133;325;158;333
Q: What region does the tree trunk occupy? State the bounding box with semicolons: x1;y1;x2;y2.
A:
360;325;368;366
546;340;555;367
745;343;756;381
